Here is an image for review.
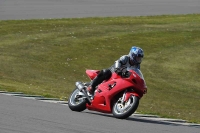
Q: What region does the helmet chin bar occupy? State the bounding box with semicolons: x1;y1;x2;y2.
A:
136;57;142;64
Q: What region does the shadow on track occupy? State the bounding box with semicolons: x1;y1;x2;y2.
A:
83;111;200;128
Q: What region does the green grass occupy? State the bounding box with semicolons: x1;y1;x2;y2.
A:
0;14;200;123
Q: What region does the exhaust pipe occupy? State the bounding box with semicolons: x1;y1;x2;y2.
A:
75;81;91;103
75;81;85;91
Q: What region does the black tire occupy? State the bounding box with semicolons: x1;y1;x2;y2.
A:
112;95;139;119
68;88;87;112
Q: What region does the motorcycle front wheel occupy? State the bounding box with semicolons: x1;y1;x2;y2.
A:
112;95;139;119
68;88;87;112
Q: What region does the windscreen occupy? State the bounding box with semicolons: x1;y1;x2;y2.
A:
127;67;144;80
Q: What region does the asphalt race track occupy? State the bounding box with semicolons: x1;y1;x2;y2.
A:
0;0;200;20
0;0;200;133
0;92;200;133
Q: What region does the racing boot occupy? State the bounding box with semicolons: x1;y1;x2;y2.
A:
87;85;95;96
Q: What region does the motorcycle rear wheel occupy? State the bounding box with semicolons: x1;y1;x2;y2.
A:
112;95;139;119
68;88;87;112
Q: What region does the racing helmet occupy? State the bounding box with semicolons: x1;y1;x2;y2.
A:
129;46;144;64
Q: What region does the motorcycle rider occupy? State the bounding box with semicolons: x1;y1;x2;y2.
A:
87;46;144;95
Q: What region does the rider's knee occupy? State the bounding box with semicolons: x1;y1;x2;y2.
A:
102;69;112;80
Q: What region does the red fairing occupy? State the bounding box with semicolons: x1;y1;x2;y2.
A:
86;70;100;80
85;69;147;113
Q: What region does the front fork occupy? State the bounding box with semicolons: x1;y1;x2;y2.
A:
121;90;127;104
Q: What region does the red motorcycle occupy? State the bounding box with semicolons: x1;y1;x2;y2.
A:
68;68;147;119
